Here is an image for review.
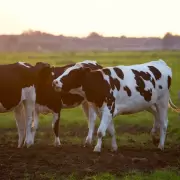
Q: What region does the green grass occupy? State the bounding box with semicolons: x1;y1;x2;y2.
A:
0;51;180;179
23;170;180;180
1;51;180;135
0;51;180;144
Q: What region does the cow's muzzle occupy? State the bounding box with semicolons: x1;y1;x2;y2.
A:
52;80;62;92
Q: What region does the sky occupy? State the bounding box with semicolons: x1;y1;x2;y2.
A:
0;0;180;37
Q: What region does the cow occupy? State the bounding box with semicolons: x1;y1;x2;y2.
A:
0;61;52;148
28;60;103;147
52;59;180;152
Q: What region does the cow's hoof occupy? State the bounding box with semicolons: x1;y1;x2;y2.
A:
158;144;164;151
111;145;118;152
93;145;101;152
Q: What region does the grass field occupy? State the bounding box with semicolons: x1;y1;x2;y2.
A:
0;51;180;179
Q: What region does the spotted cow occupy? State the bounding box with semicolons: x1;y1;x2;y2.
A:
0;61;51;148
27;60;103;147
53;59;179;152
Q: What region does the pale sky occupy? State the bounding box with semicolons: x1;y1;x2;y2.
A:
0;0;180;37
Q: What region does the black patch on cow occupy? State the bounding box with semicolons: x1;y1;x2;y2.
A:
103;68;111;76
159;85;163;89
113;67;124;79
132;69;152;102
168;76;171;89
148;66;162;80
124;86;132;96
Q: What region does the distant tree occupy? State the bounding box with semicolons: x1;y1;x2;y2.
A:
120;35;127;39
162;32;174;49
21;29;52;36
87;32;103;38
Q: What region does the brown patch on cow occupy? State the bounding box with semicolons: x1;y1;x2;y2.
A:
133;70;156;88
132;69;152;102
113;78;120;91
159;85;162;89
110;102;115;115
102;69;121;91
103;68;111;76
124;86;132;97
109;77;120;91
106;92;116;116
113;67;124;79
83;71;111;108
168;76;171;89
148;66;161;80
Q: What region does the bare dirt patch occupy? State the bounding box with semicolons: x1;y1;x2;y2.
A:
0;130;180;179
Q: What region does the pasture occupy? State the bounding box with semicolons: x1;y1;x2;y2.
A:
0;51;180;179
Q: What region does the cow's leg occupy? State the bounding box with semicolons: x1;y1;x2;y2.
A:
94;108;112;152
52;112;61;146
14;103;26;148
147;105;160;145
156;94;169;150
107;120;118;152
82;101;97;146
31;110;39;144
23;99;35;148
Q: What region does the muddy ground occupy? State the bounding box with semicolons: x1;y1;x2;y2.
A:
0;126;180;179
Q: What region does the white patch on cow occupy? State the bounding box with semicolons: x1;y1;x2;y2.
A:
18;62;31;68
21;86;36;102
21;85;36;147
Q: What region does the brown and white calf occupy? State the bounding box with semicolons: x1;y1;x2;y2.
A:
53;59;180;152
29;60;103;147
0;61;51;148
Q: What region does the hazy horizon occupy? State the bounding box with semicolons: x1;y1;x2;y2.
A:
1;0;180;38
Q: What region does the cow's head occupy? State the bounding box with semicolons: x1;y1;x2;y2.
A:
34;62;55;86
52;62;91;92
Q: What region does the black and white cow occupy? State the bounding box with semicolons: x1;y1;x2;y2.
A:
0;61;51;148
29;60;103;147
53;59;180;152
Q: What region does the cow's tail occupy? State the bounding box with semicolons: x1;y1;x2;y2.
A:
168;96;180;113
